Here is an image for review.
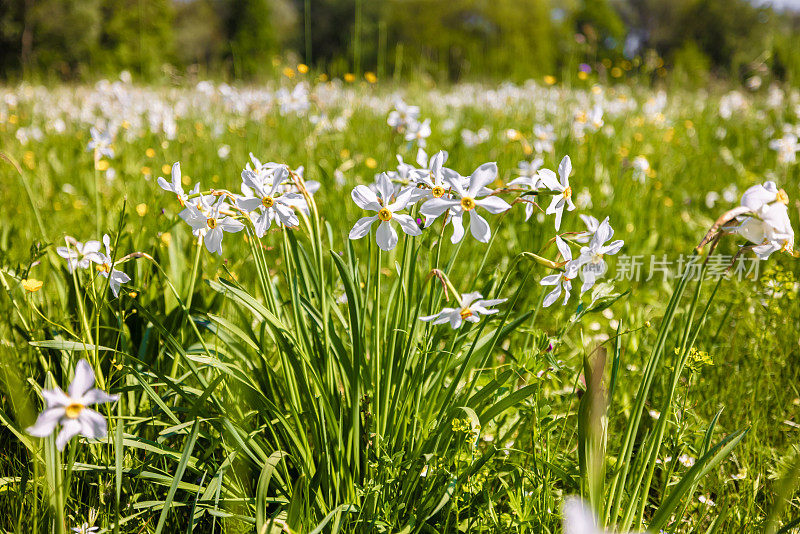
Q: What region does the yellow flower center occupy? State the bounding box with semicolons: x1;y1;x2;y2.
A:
432;186;445;198
96;263;111;274
460;308;473;319
460;197;476;211
207;218;217;229
777;189;789;205
262;196;274;208
378;207;393;221
563;186;572;199
65;403;85;419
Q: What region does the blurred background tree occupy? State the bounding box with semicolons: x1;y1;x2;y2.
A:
0;0;799;85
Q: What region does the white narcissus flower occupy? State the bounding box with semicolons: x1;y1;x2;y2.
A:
769;133;799;164
573;217;624;293
419;162;511;243
737;203;795;259
508;158;544;221
420;292;506;329
539;155;576;230
405;118;431;148
157;162;187;207
238;166;306;237
410;149;454;205
180;198;244;255
349;173;421;251
387;99;420;132
540;236;578;307
27;359;118;451
562;496;644;534
72;523;99;534
90;235;131;297
87;127;114;159
574;214;601;243
533;124;555;154
57;238;101;272
631;156;650;183
740;181;789;212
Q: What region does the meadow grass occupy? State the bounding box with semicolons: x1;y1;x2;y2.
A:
0;79;799;532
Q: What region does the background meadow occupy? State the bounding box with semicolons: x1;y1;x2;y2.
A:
2;1;800;533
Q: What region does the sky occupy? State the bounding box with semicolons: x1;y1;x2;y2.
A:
757;0;800;10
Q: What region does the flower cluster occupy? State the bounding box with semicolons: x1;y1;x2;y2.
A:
56;235;131;297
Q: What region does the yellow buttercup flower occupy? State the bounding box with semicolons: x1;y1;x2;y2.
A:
22;279;43;292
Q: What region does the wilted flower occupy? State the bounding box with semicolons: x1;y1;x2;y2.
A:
27;359;118;450
420;291;506;329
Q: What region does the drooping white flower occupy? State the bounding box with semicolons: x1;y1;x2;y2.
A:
157;162;187;207
180;198;244;255
572;217;624;293
420;291;506;329
540;237;578;307
737;202;795;259
90;234;131;297
349;173;421;251
740;181;789;212
27;359;118;450
539;155;576;230
419;162;511;243
57;238;102;272
238;166;306;237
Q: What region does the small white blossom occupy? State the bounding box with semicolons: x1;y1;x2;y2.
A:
27;359;118;450
349;173;421;251
420;292;506;329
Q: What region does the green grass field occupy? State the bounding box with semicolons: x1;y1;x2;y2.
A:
1;78;799;533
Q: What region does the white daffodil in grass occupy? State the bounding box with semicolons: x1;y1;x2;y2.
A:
574;214;601;243
420;291;506;329
90;234;131;297
349;173;421;251
27;359;118;451
538;155;576;230
738;203;795;259
419;162;511;243
508;157;544;221
572;217;624;293
540;236;578;307
157;162;187;207
238;166;306;237
736;180;795;259
410;149;455;205
181;197;244;255
562;496;644;534
56;238;101;272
